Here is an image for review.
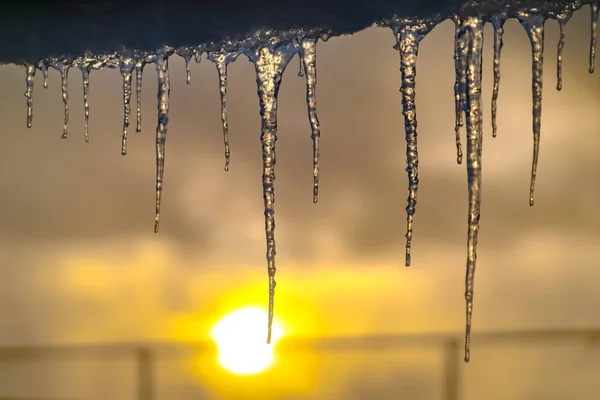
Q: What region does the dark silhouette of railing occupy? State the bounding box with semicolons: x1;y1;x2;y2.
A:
1;328;599;400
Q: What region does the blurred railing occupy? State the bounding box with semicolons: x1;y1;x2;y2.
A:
0;328;599;400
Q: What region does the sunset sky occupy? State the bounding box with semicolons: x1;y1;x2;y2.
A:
0;7;598;400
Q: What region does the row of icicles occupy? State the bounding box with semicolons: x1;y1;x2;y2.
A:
17;2;599;362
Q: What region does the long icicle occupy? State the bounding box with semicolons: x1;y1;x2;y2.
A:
80;65;91;142
392;21;435;267
300;38;322;204
462;15;484;364
24;63;35;129
453;17;466;165
135;61;145;133
208;51;239;171
56;63;70;139
556;13;570;91
519;14;545;207
246;44;296;344
590;3;599;74
154;52;171;233
490;17;505;138
120;58;134;155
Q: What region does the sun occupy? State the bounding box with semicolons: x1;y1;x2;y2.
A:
211;307;283;375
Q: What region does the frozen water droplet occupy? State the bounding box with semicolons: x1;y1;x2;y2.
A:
24;63;35;129
556;13;570;91
391;20;435;267
590;3;599;73
80;65;91;142
461;16;484;364
299;38;321;204
154;52;171;234
120;57;135;155
453;18;467;164
246;43;297;344
135;60;145;133
519;13;546;207
491;17;505;138
208;51;240;171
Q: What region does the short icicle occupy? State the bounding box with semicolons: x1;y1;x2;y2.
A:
462;16;484;364
453;17;467;164
490;16;505;138
154;51;172;233
299;38;322;204
590;3;599;74
120;58;135;155
24;63;35;129
184;55;192;84
80;65;91;142
135;61;145;132
556;13;570;91
207;51;240;171
391;19;436;267
519;14;545;207
38;61;48;89
52;62;71;139
246;43;297;344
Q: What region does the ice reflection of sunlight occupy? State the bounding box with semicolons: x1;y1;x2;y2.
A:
212;307;283;374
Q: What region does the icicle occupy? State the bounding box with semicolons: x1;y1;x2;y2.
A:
24;63;35;129
300;38;321;204
246;43;297;344
194;49;203;64
135;61;145;133
154;52;171;234
184;55;192;84
519;14;546;207
120;58;135;155
461;16;484;364
391;20;435;267
80;65;91;142
556;13;570;91
452;18;466;164
490;17;505;138
297;53;305;77
207;51;240;171
52;63;70;139
37;61;48;89
590;3;599;73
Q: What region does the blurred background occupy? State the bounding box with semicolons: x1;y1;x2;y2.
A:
0;5;599;400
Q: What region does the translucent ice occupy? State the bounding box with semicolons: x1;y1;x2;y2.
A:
207;51;239;171
519;13;545;207
299;38;321;204
390;18;437;267
246;43;297;343
24;63;35;129
153;51;172;233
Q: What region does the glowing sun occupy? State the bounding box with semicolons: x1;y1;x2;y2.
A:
211;307;283;375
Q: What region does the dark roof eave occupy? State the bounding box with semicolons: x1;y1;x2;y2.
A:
0;0;591;63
